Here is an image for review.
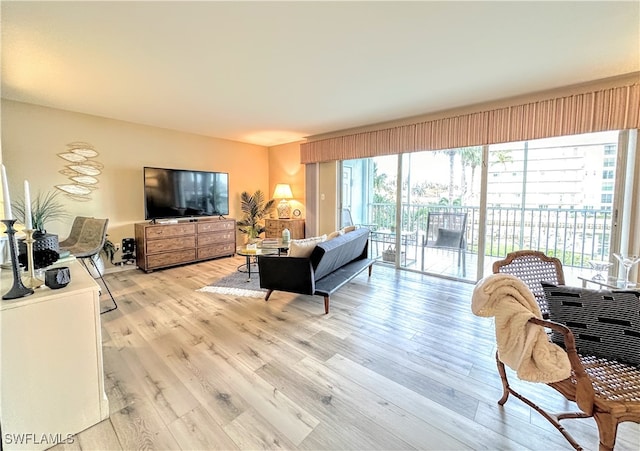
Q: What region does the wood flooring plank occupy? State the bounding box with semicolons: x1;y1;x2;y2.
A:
256;360;417;450
75;419;122;450
306;330;480;419
323;353;527;450
221;408;297;450
108;398;179;450
292;355;470;450
145;325;250;427
190;340;320;446
166;405;239;450
114;329;200;426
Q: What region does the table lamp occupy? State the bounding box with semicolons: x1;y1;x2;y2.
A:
273;184;293;219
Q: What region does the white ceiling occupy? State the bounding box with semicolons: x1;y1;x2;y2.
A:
2;1;639;147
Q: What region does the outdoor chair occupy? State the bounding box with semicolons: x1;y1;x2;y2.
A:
341;208;354;228
493;249;565;319
474;274;640;451
60;217;117;314
422;212;467;276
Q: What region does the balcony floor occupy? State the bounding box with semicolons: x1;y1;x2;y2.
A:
373;246;617;288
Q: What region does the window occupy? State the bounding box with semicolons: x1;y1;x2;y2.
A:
602;170;614;179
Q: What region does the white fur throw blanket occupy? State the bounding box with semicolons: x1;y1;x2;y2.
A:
472;274;571;383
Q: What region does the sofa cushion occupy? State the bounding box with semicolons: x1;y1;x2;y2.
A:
288;235;326;258
311;228;369;281
327;230;343;240
542;282;640;366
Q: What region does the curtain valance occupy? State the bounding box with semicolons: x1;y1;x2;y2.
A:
300;78;640;164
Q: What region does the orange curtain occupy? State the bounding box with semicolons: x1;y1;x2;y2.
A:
301;80;640;164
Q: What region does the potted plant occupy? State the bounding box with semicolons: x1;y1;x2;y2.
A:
237;190;275;242
102;236;117;264
13;190;68;235
13;190;68;265
87;235;117;278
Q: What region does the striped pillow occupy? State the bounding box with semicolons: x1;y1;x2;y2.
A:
542;282;640;366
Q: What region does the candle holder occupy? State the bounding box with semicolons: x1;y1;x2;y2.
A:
23;228;43;289
2;219;34;300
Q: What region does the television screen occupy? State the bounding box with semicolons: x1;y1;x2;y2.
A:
144;167;229;220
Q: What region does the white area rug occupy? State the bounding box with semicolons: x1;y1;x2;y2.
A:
197;268;266;298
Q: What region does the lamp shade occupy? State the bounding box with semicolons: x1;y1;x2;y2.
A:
273;184;293;199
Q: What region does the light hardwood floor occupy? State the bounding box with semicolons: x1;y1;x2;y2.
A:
54;256;639;450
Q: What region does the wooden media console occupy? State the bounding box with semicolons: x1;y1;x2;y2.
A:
135;217;236;272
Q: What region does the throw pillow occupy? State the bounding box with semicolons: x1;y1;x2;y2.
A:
288;235;327;258
434;228;462;248
542;282;640;366
327;230;344;240
341;225;356;234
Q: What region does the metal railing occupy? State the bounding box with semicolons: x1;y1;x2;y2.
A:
367;203;613;269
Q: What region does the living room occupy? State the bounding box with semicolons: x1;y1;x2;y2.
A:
1;1;639;450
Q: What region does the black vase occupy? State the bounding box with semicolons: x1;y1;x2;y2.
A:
45;266;71;289
18;232;60;269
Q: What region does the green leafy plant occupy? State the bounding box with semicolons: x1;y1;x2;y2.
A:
13;190;68;232
102;236;117;264
237;190;275;241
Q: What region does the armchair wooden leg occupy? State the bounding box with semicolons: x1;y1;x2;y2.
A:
593;413;618;451
496;352;510;405
265;289;273;301
324;296;329;314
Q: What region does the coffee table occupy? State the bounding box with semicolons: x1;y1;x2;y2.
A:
236;247;278;282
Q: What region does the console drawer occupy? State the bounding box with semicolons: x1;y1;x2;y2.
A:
198;220;235;233
198;243;235;260
146;223;195;239
198;231;235;246
147;236;196;254
147;249;196;268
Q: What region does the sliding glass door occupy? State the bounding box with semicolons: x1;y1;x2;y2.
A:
341;129;632;284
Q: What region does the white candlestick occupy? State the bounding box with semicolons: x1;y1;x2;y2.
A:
24;180;33;229
1;164;12;219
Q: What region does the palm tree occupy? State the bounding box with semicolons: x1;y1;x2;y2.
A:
460;146;483;201
446;149;457;206
237;190;275;241
494;150;513;170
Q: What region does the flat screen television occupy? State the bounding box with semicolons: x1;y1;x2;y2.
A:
144;167;229;220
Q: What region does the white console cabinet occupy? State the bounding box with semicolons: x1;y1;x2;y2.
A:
0;260;109;450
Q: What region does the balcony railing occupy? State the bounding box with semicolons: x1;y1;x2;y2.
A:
367;203;613;269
